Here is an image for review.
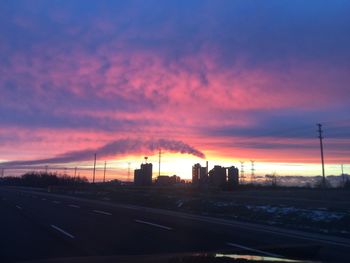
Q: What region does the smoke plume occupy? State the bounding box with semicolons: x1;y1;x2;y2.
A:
2;138;205;166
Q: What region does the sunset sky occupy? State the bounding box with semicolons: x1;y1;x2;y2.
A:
1;0;350;180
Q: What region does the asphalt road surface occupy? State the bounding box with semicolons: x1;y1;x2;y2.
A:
1;187;349;262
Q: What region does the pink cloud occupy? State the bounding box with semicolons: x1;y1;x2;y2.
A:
1;40;350;167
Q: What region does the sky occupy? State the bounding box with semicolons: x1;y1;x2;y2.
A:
0;0;350;180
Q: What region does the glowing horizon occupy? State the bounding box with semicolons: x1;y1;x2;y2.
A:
2;150;348;182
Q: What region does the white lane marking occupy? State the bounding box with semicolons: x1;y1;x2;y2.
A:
226;242;281;258
134;219;172;231
51;225;75;239
52;201;61;204
15;189;350;248
93;210;112;216
68;204;80;208
16;205;22;210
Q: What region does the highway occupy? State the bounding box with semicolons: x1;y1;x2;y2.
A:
0;187;349;262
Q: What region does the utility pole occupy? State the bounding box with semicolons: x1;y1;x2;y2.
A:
240;161;245;183
158;149;161;178
250;160;255;184
127;162;131;182
341;164;345;185
74;167;77;178
317;123;326;187
92;153;97;184
45;165;48;173
103;161;106;183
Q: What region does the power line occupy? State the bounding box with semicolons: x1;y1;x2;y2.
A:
240;161;245;183
103;161;106;183
127;162;131;182
317;123;326;187
250;160;255;183
92;153;96;184
158;149;161;177
341;164;345;185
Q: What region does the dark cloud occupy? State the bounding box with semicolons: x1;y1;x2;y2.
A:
0;105;157;131
1;0;350;64
204;109;350;140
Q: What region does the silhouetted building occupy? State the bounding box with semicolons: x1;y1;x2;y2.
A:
171;175;181;184
134;169;142;185
192;163;201;185
209;165;227;188
227;166;239;187
156;175;180;186
199;167;208;183
194;163;240;189
192;163;209;186
134;163;153;186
